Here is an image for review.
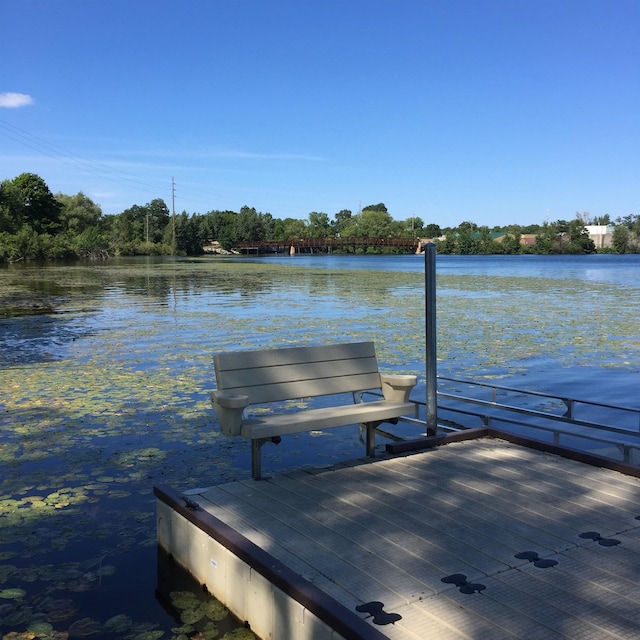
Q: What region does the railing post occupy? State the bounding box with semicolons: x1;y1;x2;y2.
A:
425;243;438;436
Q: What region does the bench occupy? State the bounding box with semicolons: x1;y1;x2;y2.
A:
210;341;417;479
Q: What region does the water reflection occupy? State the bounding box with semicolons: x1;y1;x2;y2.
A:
247;253;640;289
0;313;96;365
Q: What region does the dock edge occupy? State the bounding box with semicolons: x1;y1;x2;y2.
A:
154;484;390;640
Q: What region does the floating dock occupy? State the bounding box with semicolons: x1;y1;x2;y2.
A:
155;431;640;639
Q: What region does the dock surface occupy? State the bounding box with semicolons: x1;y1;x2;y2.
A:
179;438;640;639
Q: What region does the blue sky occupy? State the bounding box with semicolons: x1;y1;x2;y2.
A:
1;0;638;228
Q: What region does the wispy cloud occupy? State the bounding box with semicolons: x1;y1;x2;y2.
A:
0;92;34;108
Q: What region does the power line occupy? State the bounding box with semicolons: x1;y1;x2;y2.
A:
0;119;346;218
0;119;248;212
0;119;167;196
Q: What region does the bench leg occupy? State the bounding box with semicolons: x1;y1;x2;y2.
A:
364;422;377;458
251;439;263;480
250;437;282;480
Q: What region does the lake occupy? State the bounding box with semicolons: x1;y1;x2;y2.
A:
0;253;638;639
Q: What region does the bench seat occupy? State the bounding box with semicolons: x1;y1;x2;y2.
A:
241;399;415;440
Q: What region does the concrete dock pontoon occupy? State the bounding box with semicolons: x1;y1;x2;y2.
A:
156;432;640;639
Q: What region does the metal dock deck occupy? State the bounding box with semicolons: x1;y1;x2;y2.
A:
156;434;640;639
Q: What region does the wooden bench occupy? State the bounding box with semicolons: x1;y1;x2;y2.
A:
210;342;417;479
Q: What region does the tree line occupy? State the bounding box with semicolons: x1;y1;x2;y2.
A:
1;172;639;262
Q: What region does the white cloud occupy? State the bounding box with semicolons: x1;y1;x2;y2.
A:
0;92;34;108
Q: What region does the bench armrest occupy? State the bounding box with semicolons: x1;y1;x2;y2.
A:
210;390;250;436
379;374;417;403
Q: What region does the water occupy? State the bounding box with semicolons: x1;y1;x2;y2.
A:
238;252;640;287
0;253;638;638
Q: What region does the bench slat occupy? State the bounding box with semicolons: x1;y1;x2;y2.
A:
226;372;383;405
216;357;380;392
214;341;376;372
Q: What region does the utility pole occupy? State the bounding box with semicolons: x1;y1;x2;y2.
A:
171;177;176;255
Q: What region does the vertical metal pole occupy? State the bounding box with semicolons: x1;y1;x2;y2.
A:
425;242;438;435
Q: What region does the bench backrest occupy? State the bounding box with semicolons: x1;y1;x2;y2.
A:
214;342;382;405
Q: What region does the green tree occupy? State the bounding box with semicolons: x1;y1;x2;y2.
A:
110;198;170;251
435;234;457;254
423;223;441;239
271;217;308;241
203;210;237;248
458;220;478;232
0;178;22;233
307;212;331;238
145;198;170;243
500;231;522;254
534;222;555;254
555;220;570;253
332;209;352;236
111;204;145;249
455;227;477;254
566;219;596;254
56;192;102;233
168;211;205;255
74;226;110;259
10;224;40;261
235;206;271;243
359;208;393;236
1;173;61;234
475;226;498;254
362;203;388;214
404;216;424;235
612;225;630;253
616;214;640;235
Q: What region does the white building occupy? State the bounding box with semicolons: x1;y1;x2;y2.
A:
585;225;615;249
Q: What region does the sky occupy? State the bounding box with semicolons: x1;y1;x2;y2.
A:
1;0;638;228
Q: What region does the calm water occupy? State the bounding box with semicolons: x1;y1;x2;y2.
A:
240;252;640;286
0;253;638;638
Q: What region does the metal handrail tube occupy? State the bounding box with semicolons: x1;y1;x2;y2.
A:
437;375;640;418
362;377;640;454
436;392;639;437
458;409;639;461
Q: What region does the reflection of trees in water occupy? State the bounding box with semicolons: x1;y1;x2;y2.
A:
0;266;106;364
113;269;277;303
302;269;416;306
0;313;93;365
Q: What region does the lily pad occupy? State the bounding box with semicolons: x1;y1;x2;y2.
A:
104;613;133;632
180;608;205;625
200;600;228;622
68;617;102;637
170;593;199;610
0;588;27;599
132;631;164;640
220;629;256;639
27;621;54;636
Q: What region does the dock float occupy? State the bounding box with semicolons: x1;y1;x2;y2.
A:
155;433;640;639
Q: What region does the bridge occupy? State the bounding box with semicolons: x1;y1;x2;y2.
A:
236;236;425;254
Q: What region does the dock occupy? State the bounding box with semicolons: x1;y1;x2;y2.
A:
155;432;640;639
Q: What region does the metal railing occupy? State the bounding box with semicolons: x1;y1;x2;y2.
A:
436;374;640;430
372;375;640;465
